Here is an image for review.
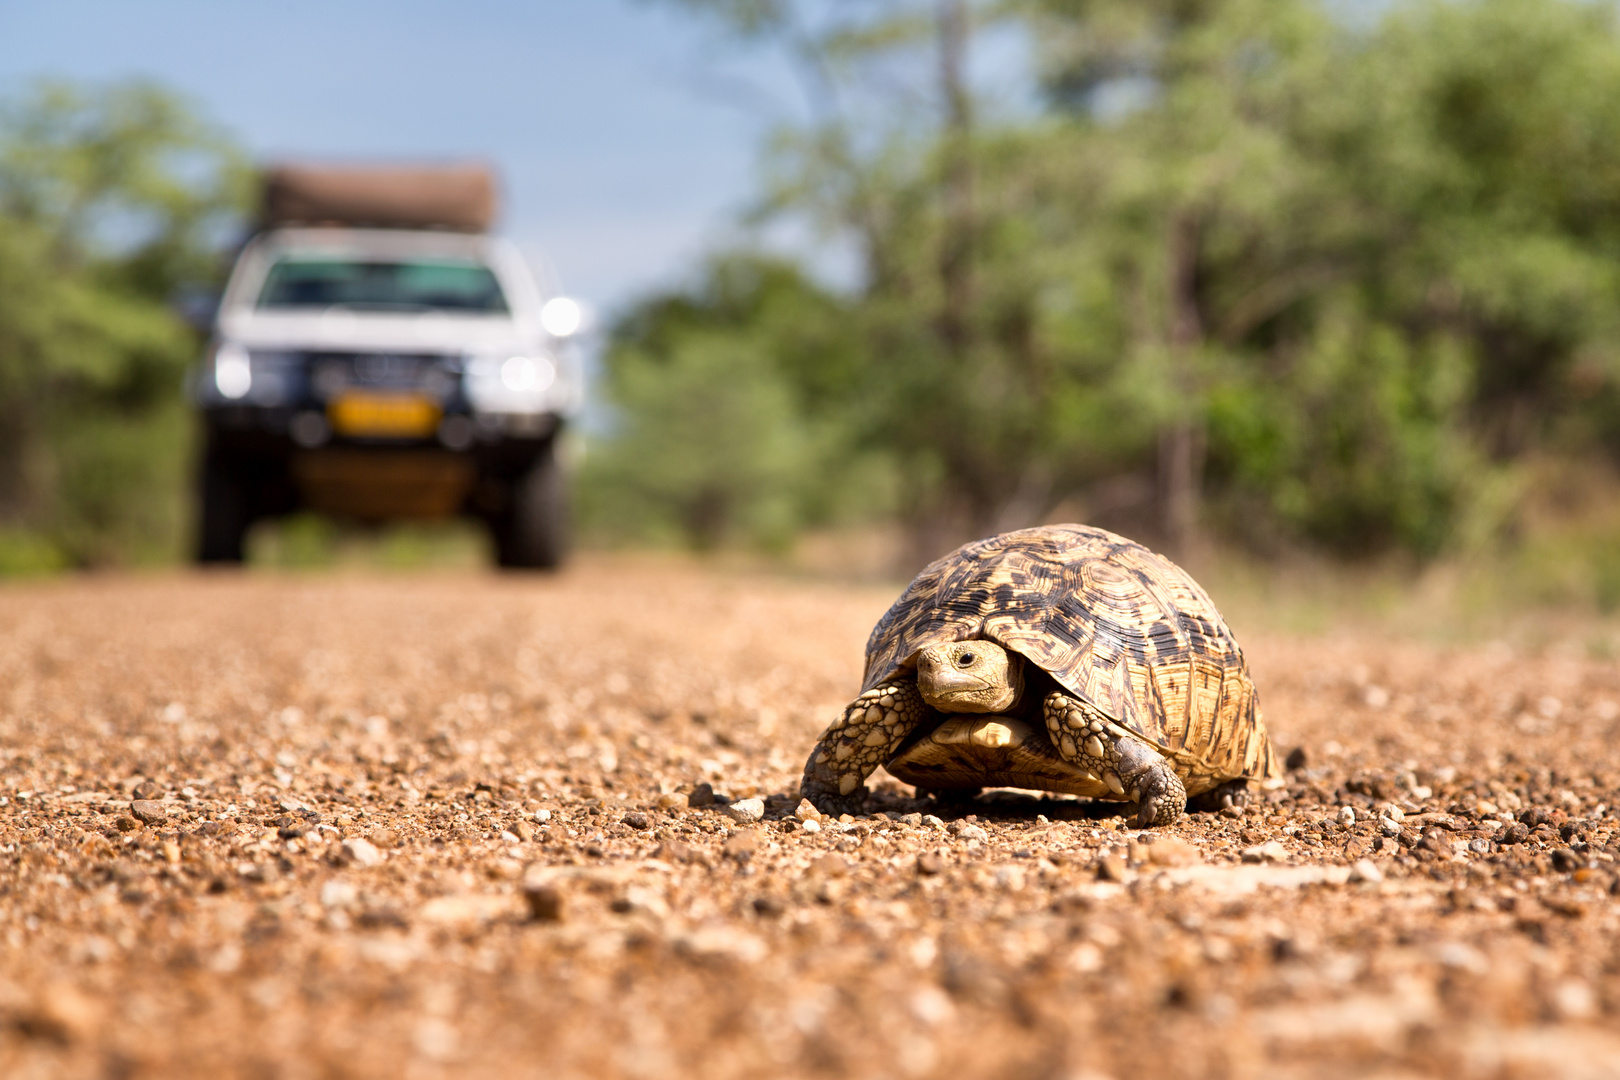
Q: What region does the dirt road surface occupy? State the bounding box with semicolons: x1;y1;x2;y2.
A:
4;562;1620;1079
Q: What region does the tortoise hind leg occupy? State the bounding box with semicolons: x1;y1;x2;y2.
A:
918;787;982;806
801;678;927;817
1042;692;1186;827
1187;778;1249;813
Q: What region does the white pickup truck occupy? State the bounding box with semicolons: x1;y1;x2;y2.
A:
192;165;581;567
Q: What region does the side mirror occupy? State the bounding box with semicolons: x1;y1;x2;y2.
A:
173;288;222;332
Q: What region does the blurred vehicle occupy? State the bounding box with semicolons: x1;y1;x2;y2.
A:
191;164;582;568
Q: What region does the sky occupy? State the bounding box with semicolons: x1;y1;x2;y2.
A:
0;0;797;321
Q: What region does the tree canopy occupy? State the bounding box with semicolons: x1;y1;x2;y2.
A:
594;0;1620;572
0;79;248;568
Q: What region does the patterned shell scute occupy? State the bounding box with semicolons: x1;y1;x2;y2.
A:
862;524;1278;787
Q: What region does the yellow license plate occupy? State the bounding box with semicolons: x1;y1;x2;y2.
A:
328;392;441;437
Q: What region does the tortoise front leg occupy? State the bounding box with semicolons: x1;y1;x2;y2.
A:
801;678;927;817
1042;691;1186;827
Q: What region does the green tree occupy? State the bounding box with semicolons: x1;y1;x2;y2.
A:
0;79;249;567
582;254;893;550
620;0;1620;567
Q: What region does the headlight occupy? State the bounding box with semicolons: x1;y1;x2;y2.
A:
465;351;560;414
213;342;253;399
500;355;555;392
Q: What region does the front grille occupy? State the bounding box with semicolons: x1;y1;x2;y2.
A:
307;352;460;402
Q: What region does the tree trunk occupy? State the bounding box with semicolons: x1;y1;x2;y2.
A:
1161;209;1206;559
936;0;974;360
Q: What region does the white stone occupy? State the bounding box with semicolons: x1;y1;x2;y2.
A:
723;798;766;824
1347;859;1384;884
339;838;382;867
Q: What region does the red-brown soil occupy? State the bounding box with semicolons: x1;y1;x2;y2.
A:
3;561;1619;1079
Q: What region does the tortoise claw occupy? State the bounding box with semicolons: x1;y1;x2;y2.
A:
800;781;866;818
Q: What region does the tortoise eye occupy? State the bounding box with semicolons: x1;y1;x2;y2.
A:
956;652;976;667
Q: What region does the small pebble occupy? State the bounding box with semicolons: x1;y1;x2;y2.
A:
811;854;849;877
1337;806;1357;826
532;809;552;824
1096;855;1130;882
339;838;383;868
722;798;765;824
622;812;652;830
800;819;821;834
957;824;989;843
20;983;100;1043
917;852;944;875
794;799;822;822
1348;858;1384;884
1241;840;1289;863
129;800;167;825
688;783;717;808
524;883;565;922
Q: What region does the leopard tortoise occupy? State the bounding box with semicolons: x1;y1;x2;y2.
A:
800;524;1280;827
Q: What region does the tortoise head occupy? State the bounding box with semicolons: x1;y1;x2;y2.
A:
915;640;1024;713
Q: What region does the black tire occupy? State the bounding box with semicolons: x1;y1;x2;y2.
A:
196;448;251;564
494;444;569;570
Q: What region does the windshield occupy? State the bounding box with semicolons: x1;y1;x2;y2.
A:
256;255;509;313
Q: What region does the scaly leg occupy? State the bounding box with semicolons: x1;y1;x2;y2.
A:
801;678;928;817
1188;778;1249;813
1042;691;1186;827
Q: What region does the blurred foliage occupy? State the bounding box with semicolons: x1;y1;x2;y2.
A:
0;79;249;568
580;255;896;549
245;515;492;571
607;0;1620;578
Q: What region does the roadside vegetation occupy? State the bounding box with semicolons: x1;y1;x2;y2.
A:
583;0;1620;610
10;0;1620;617
0;79;248;571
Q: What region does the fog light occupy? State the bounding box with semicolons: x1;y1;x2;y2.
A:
214;343;252;399
289;411;330;448
438;415;475;451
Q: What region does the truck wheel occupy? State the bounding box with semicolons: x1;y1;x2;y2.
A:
495;444;569;570
196;450;251;563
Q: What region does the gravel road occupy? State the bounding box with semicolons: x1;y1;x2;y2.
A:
4;562;1620;1079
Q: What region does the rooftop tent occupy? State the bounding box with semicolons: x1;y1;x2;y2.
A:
261;164;499;232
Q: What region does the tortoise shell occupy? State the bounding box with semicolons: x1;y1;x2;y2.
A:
865;524;1279;795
